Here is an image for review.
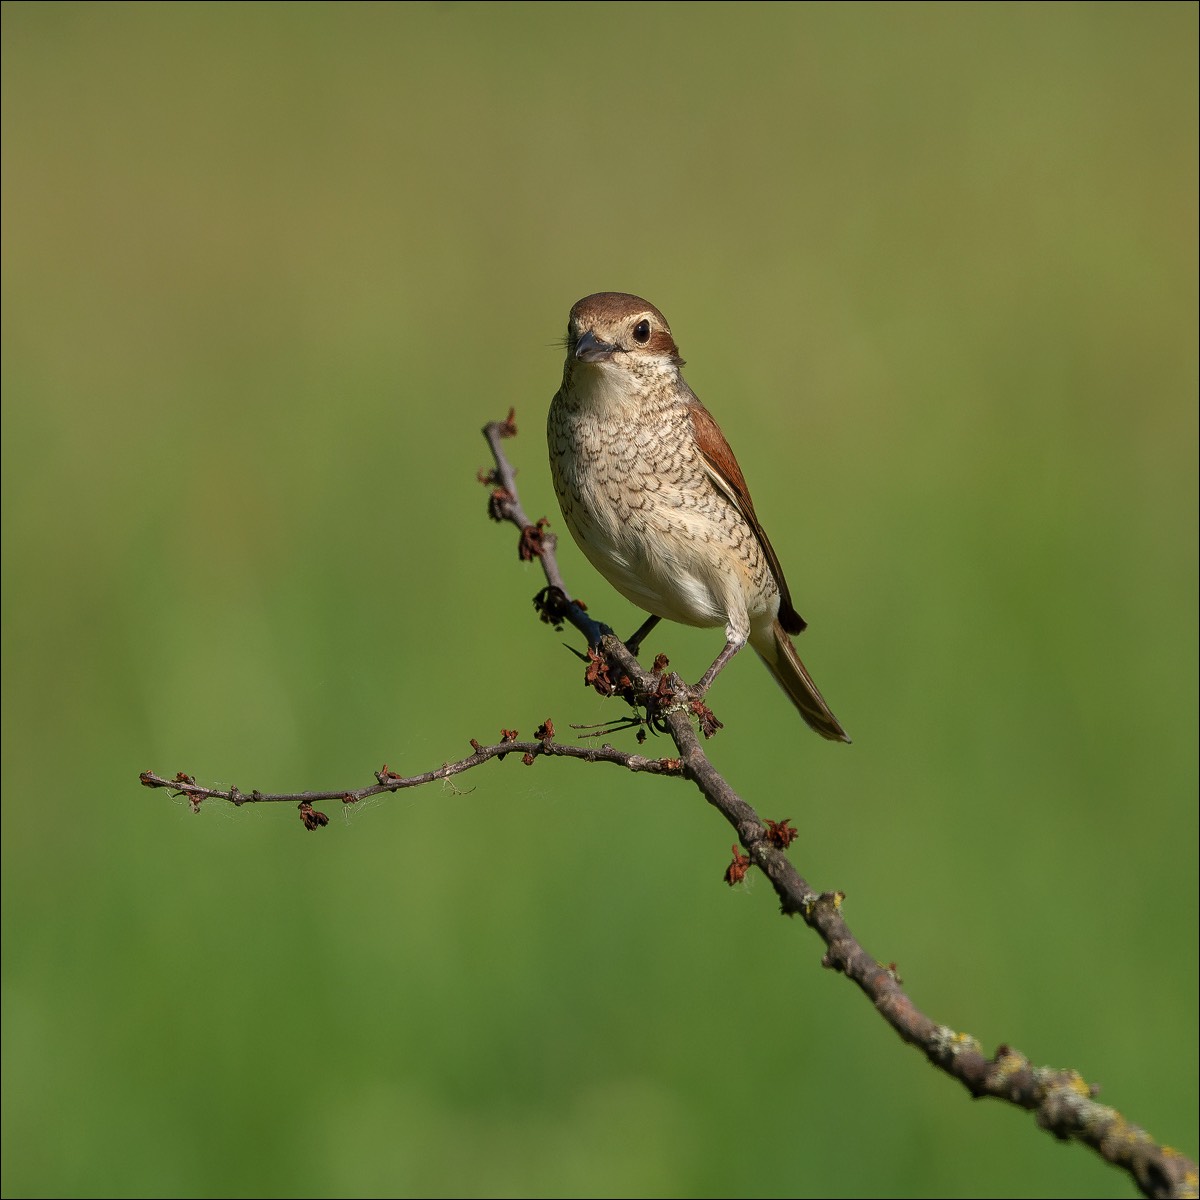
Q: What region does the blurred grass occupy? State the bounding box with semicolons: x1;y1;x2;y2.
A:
2;3;1196;1197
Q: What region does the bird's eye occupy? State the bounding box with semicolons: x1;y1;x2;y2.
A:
632;319;651;344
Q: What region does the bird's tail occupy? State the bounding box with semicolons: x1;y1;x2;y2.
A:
752;619;851;743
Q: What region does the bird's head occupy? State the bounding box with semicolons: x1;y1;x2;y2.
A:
562;293;684;397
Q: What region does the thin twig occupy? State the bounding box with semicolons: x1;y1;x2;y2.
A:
140;738;683;810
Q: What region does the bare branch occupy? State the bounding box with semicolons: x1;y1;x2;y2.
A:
139;735;683;816
135;411;1197;1200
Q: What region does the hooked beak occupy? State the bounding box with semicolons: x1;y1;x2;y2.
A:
574;329;618;363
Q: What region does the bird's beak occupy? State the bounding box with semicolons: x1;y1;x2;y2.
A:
574;329;617;363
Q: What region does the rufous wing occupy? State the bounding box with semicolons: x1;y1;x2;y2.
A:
687;397;807;635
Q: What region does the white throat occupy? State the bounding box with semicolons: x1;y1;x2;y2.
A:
568;355;676;417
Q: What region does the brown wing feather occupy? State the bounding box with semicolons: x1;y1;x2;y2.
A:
687;399;807;634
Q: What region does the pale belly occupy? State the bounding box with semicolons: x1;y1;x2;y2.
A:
553;431;778;634
567;500;728;628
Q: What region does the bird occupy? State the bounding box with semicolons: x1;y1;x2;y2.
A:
546;291;849;742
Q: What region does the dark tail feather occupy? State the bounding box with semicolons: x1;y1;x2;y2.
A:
753;619;851;743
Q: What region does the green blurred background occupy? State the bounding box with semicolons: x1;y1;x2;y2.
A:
3;3;1196;1196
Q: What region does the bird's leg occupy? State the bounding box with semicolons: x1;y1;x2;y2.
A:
625;614;661;657
692;634;747;697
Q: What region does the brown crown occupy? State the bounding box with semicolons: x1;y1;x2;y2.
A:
569;292;672;332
